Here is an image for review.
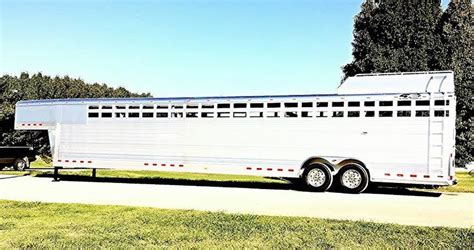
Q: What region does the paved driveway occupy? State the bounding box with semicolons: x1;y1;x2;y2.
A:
0;175;472;228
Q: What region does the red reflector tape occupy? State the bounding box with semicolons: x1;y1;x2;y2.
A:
21;124;25;126
33;124;37;126
152;163;157;166
256;167;262;171
170;164;175;167
80;160;84;163
277;168;283;171
288;169;294;172
72;160;76;163
88;161;92;164
449;176;453;180
39;123;43;126
267;168;272;171
384;173;390;176
410;174;417;178
65;160;69;163
179;164;184;167
58;160;62;162
161;164;166;167
397;174;403;177
246;167;252;170
27;124;31;126
424;175;430;178
144;163;149;166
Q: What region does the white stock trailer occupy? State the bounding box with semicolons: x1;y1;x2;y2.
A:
15;71;456;193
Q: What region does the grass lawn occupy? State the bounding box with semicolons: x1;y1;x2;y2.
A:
0;200;471;248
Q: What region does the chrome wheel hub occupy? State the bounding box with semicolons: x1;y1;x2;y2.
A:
307;168;326;187
342;169;362;189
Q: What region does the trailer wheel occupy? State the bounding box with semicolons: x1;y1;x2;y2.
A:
13;158;28;171
303;163;333;192
338;164;369;193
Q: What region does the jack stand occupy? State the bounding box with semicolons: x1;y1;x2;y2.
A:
53;167;61;182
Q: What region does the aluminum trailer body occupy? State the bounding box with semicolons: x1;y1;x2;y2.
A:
14;71;457;192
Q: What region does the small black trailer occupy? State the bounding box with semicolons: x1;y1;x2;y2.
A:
0;146;36;171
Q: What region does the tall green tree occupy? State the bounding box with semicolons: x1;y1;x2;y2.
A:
0;73;151;158
437;0;473;166
342;0;377;78
343;0;442;78
343;0;473;166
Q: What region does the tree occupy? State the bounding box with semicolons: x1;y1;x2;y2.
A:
0;73;151;158
342;0;377;78
344;0;442;79
437;0;473;166
343;0;473;166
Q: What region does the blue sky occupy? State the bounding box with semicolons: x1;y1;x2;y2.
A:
0;0;450;97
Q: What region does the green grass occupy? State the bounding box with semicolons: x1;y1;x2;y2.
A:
0;200;471;248
30;158;52;168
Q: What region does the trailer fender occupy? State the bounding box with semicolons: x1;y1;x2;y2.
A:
299;157;369;177
299;157;334;177
334;159;370;179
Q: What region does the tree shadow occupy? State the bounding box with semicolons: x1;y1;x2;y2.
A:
32;171;444;198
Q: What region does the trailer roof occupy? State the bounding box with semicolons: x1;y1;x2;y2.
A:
338;71;454;95
17;71;454;105
16;92;408;105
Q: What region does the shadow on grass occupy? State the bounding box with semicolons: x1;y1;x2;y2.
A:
36;172;296;190
31;171;442;198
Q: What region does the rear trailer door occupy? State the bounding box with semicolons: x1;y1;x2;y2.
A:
427;94;453;182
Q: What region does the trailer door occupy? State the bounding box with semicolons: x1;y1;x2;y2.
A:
427;95;450;178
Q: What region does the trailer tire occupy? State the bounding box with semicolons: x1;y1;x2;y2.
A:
338;164;369;193
303;163;333;192
13;158;28;171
